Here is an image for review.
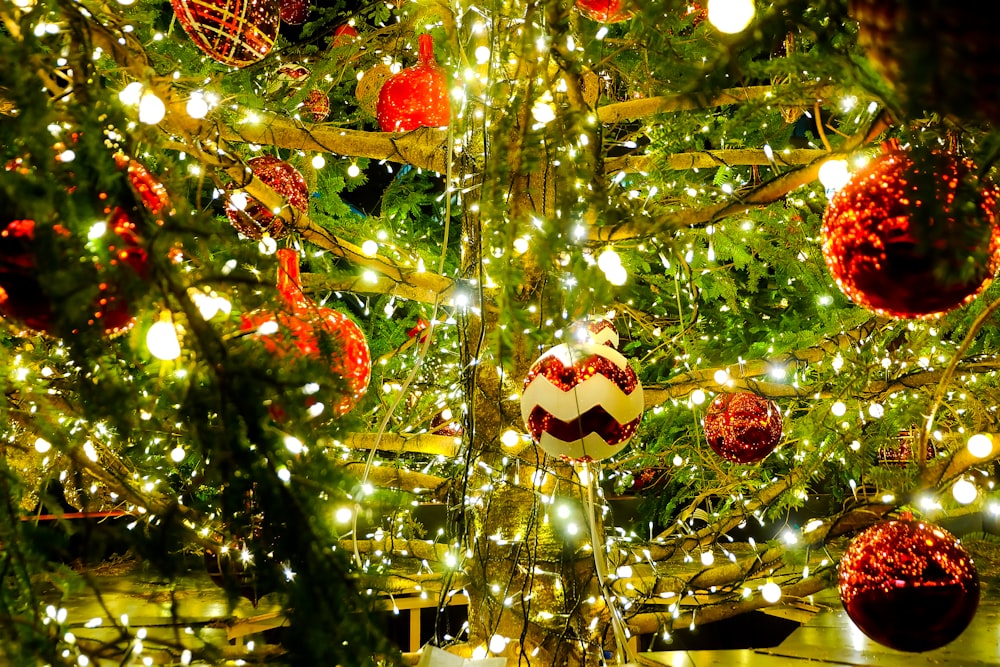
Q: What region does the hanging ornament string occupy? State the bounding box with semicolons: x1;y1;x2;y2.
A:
583;461;636;664
351;67;458;567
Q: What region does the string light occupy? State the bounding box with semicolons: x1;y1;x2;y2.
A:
146;313;181;361
967;433;993;459
138;90;166;124
707;0;755;34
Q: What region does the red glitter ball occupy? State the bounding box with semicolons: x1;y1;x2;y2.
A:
241;249;371;415
170;0;279;68
839;517;980;652
300;89;330;122
332;24;359;47
377;34;450;132
521;342;643;461
279;0;308;25
575;0;632;22
822;143;1000;319
703;392;782;463
225;156;309;241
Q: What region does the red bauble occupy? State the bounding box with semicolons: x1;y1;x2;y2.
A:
225;156;309;240
171;0;278;68
575;0;632;22
822;143;1000;319
300;89;330;122
241;249;371;415
0;153;156;336
377;34;450;132
332;24;359;47
703;392;782;463
839;517;980;652
521;343;643;461
279;0;308;24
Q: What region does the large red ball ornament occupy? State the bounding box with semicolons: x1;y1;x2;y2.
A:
838;516;980;652
225;156;309;241
521;343;643;461
575;0;632;23
279;0;308;25
171;0;279;68
377;34;450;132
703;392;782;463
241;249;370;415
822;143;1000;319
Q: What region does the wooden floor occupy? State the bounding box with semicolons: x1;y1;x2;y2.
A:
639;590;1000;667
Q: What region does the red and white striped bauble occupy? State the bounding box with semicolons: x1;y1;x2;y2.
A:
575;317;619;348
521;343;643;461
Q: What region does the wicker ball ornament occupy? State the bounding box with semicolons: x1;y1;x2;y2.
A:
703;392;782;463
170;0;279;68
575;0;632;22
241;249;370;415
822;144;1000;319
851;1;1000;123
839;516;980;652
521;343;643;461
377;34;450;132
225;156;308;241
356;64;392;117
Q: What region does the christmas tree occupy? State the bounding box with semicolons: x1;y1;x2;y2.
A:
1;0;998;664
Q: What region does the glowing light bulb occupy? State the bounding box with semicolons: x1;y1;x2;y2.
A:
311;154;326;169
361;240;379;257
138;90;166;124
146;314;181;360
707;0;755;33
761;581;781;603
818;159;851;193
953;478;977;505
713;369;729;384
691;389;706;405
700;550;715;566
967;433;993;459
347;163;361;178
474;46;491;64
170;446;185;463
831;401;847;417
186;94;209;119
488;634;507;654
118;81;143;106
501;430;520;447
335;506;353;524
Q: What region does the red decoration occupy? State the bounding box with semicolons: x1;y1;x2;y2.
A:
839;516;980;652
521;342;643;461
332;24;359;47
703;392;782;463
877;427;937;466
279;0;308;24
225;156;308;241
170;0;279;68
300;89;330;123
241;249;370;415
822;143;1000;319
575;0;632;23
377;34;450;132
0;153;157;336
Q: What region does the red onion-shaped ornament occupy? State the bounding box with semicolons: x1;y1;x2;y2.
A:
839;516;980;652
703;392;782;463
225;156;309;241
241;249;370;415
171;0;279;68
822;143;1000;319
575;0;633;23
521;342;643;461
377;34;450;132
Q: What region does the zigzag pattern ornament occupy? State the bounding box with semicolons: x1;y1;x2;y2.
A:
171;0;279;68
521;343;643;461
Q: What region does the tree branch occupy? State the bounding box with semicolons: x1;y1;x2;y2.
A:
604;149;827;175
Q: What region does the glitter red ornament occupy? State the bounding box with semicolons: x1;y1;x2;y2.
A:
377;34;450;132
225;156;309;241
575;0;633;23
822;143;1000;319
241;249;371;415
279;0;308;25
703;392;782;463
521;342;643;461
300;89;330;122
170;0;279;68
838;516;980;652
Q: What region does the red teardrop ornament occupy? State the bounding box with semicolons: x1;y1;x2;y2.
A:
377;34;450;132
241;249;371;415
575;0;633;23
